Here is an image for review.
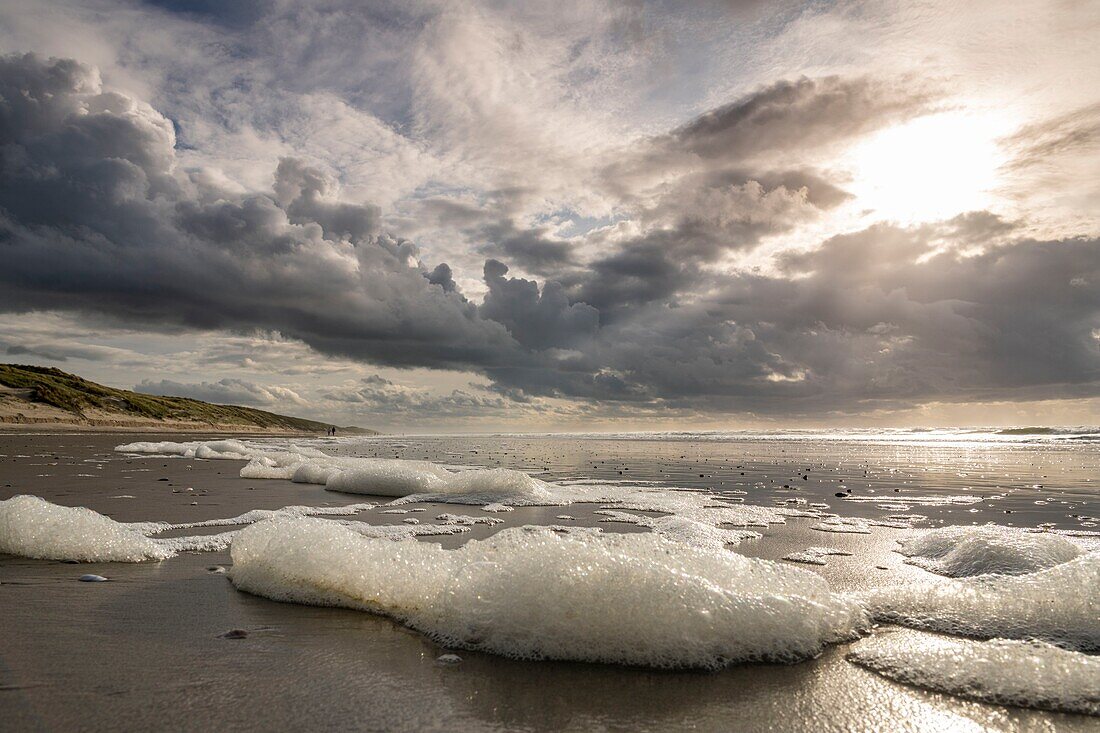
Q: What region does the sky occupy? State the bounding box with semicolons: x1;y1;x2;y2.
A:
0;0;1098;432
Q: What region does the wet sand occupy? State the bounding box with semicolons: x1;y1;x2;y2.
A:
1;433;1096;732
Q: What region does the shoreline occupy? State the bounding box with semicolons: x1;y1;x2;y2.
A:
1;432;1096;732
0;420;323;435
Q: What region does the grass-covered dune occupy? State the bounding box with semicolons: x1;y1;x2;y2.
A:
0;364;372;434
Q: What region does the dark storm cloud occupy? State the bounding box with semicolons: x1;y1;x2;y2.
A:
417;198;577;277
561;177;821;317
470;212;1100;414
583;221;1100;412
425;263;458;293
0;53;522;373
479;260;599;350
568;234;699;315
476;220;577;275
668;75;938;161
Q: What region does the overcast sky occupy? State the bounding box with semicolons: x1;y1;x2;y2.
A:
1;0;1098;431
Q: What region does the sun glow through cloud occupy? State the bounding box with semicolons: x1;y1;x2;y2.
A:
848;111;1012;224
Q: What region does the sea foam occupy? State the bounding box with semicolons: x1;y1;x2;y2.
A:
897;525;1085;577
0;495;172;562
230;518;868;669
864;552;1100;650
0;495;463;562
848;634;1100;716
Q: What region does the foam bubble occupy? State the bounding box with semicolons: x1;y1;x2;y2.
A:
897;525;1084;577
230;519;868;669
865;553;1100;650
848;633;1100;716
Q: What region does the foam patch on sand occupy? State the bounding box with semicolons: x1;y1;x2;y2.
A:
0;495;173;562
864;553;1100;650
848;634;1100;716
0;495;476;562
325;459;455;496
783;547;853;565
595;510;760;550
119;439;263;460
230;519;868;669
897;525;1085;577
840;495;983;506
812;516;912;534
113;440;828;537
163;503;376;530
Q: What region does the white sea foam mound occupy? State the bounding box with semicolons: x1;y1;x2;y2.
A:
240;456;298;480
865;553;1100;650
120;438;558;505
111;440;809;523
898;525;1084;577
333;463;556;504
848;634;1100;716
116;439;254;459
0;495;171;562
291;462;342;485
324;459;453;496
431;467;556;503
230;519;868;669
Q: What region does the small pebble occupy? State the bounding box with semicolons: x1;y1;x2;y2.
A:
79;574;108;582
207;566;227;574
436;653;462;665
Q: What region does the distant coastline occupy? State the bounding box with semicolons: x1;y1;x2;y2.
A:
0;364;376;436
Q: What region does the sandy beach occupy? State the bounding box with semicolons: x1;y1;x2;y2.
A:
1;431;1097;731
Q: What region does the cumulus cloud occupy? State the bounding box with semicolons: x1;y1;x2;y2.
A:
321;375;512;418
479;260;599;350
135;378;308;407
